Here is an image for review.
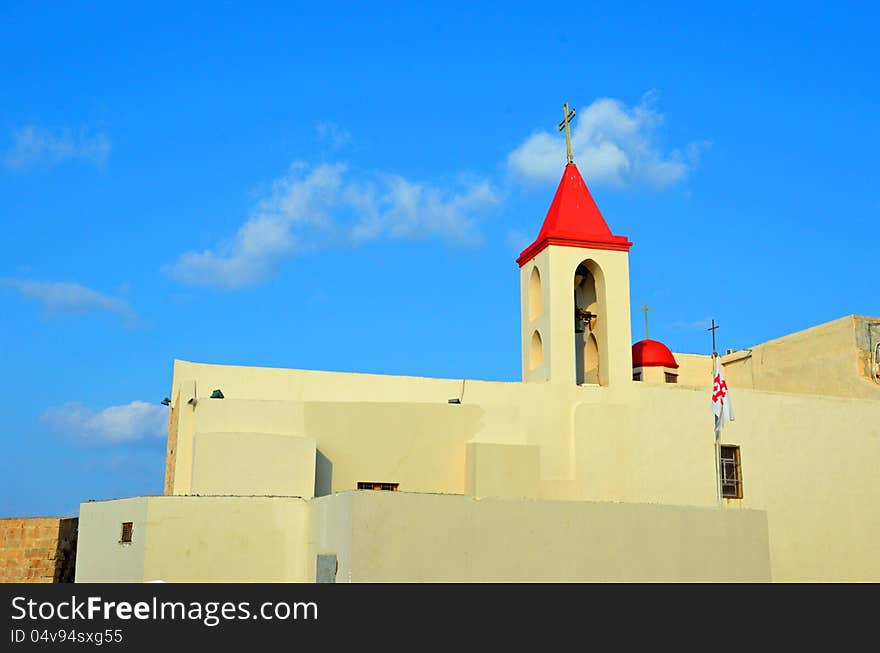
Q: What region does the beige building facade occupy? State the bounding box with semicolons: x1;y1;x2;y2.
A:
74;163;880;583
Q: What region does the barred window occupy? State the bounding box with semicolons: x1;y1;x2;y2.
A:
664;372;678;384
720;446;743;499
357;482;399;491
119;522;133;544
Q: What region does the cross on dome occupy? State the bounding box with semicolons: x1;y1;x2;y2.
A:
639;302;654;339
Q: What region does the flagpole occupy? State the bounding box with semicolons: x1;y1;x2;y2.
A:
713;354;722;508
709;319;722;508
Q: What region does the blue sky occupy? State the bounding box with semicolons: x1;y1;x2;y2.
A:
1;2;877;516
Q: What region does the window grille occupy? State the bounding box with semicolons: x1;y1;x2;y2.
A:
719;446;743;499
357;482;399;491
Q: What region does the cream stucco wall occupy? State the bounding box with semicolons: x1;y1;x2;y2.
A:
670;353;713;386
76;497;147;583
465;442;540;499
307;491;771;582
77;492;771;583
571;383;880;581
191;432;316;497
170;397;481;497
76;496;310;582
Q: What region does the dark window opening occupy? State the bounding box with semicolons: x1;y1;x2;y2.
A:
119;522;133;544
665;372;678;384
357;482;399;492
633;372;642;381
720;446;743;499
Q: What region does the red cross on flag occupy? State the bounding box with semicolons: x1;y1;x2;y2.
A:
712;355;735;433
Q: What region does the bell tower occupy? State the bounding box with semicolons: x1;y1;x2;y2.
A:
517;156;633;387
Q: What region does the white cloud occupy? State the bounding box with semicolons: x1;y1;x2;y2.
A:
508;93;706;188
1;279;134;321
41;400;168;444
4;125;111;170
353;174;497;242
316;121;351;149
165;162;499;289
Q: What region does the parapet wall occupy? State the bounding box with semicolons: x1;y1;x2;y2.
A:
74;493;771;582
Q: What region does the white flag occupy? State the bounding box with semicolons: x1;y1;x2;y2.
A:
711;355;735;433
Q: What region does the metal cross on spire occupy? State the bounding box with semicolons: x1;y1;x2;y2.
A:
639;301;654;339
558;102;576;164
708;319;720;357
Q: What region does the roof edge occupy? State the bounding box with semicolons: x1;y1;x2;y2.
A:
517;235;633;267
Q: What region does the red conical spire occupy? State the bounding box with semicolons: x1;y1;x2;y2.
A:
516;163;632;267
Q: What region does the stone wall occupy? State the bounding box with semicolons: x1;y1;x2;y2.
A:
163;397;179;495
0;517;78;583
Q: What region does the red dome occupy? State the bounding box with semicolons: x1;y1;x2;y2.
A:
632;339;679;369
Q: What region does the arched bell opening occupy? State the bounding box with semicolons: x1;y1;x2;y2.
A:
574;261;603;385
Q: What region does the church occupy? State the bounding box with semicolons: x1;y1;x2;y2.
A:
71;117;880;582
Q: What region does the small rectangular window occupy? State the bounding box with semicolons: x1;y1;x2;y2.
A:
119;522;133;544
664;372;678;384
633;372;642;381
720;446;743;499
357;482;399;491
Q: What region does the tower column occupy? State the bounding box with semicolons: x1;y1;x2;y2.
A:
541;246;632;386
